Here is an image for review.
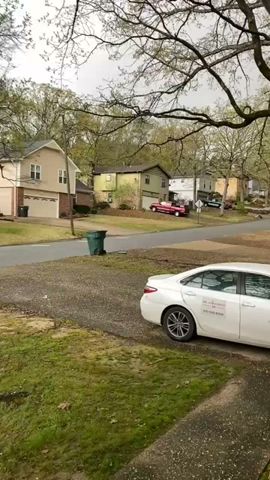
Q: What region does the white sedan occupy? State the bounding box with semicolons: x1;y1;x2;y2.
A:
140;263;270;348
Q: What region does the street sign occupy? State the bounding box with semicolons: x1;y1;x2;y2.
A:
197;207;202;214
195;199;203;208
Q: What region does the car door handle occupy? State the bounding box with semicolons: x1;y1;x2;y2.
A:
242;302;255;308
185;291;197;297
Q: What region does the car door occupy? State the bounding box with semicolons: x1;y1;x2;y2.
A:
240;273;270;347
181;270;240;340
156;203;167;213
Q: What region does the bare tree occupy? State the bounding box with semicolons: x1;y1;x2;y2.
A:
0;0;31;76
49;0;270;134
210;124;257;213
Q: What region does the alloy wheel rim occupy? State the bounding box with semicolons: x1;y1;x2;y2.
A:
167;311;190;338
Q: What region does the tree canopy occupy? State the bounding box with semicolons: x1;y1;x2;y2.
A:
50;0;270;132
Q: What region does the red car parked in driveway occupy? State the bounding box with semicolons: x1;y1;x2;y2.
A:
150;201;189;217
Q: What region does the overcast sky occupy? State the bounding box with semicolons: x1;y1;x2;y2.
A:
12;0;264;108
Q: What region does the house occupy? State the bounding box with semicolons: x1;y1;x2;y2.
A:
94;164;171;210
169;173;215;203
75;179;92;207
0;139;79;218
215;177;249;200
248;179;266;197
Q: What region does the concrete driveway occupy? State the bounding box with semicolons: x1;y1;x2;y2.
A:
1;257;269;363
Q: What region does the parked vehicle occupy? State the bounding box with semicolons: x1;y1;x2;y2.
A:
150;201;189;217
140;263;270;348
204;199;232;209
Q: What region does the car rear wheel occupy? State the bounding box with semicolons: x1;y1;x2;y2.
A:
152;207;157;212
174;211;180;217
163;306;196;342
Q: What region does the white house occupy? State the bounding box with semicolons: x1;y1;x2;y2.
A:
169;173;215;203
248;179;266;197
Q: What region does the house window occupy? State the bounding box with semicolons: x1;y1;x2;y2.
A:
59;169;67;184
106;175;112;182
145;175;150;185
30;164;41;180
161;178;166;188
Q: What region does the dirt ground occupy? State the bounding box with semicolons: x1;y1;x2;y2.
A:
129;239;270;270
214;230;270;249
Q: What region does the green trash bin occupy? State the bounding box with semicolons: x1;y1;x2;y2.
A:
86;230;107;255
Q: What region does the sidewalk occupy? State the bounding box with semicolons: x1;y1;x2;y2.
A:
114;368;270;480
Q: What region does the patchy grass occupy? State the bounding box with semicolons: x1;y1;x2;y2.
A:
260;462;270;480
0;222;82;245
190;210;250;225
82;210;251;233
83;214;196;232
0;313;235;480
88;252;179;275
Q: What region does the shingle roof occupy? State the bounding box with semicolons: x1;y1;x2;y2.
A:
24;139;54;156
76;179;91;193
94;163;171;178
0;139;56;161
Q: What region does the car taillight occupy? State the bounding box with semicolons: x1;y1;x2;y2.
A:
144;286;158;294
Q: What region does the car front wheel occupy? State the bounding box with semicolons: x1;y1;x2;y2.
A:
152;207;157;212
163;306;196;342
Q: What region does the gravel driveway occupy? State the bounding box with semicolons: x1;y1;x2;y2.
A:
0;258;153;341
1;257;270;362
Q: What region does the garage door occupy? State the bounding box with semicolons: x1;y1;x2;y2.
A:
24;191;58;218
142;196;159;210
0;188;13;215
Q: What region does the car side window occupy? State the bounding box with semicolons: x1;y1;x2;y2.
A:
182;273;203;288
202;270;238;294
245;273;270;300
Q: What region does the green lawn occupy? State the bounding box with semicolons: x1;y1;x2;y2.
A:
82;211;250;233
84;214;195;232
260;462;270;480
0;222;82;245
0;314;235;480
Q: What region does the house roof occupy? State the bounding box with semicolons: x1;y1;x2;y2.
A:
24;139;57;156
0;139;80;172
94;163;171;178
171;172;213;180
76;179;91;193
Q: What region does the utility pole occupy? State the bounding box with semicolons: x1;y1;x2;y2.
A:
62;114;75;236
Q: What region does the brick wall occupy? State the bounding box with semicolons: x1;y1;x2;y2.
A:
17;187;24;206
15;187;24;216
76;192;92;207
59;193;74;218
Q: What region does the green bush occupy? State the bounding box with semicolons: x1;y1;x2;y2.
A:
113;183;137;208
90;208;98;214
96;201;110;210
74;204;91;214
236;201;246;214
119;203;132;210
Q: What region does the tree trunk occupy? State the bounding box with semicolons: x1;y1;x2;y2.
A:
265;186;270;207
220;176;229;216
62;115;75;236
88;161;95;207
193;169;197;209
240;167;245;204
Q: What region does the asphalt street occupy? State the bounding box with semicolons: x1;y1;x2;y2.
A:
0;218;270;268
